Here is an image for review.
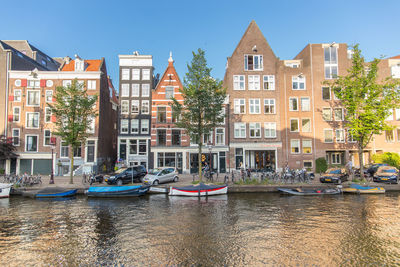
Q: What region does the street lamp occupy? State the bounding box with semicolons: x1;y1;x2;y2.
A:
49;137;56;184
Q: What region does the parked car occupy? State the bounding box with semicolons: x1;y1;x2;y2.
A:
104;165;147;185
143;167;179;185
366;163;388;177
320;168;349;184
373;166;399;184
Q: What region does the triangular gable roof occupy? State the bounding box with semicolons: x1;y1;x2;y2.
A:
389;55;400;59
155;60;183;91
61;59;102;71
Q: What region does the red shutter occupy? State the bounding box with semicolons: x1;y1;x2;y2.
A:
51;115;57;122
50;137;57;145
6;137;13;144
52;97;56;102
40;79;46;87
21;79;27;87
8;95;14;101
8;115;13;122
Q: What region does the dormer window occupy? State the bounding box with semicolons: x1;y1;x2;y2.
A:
244;55;263;71
75;58;85;71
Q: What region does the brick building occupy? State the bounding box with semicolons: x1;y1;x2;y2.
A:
6;55;118;175
224;21;400;171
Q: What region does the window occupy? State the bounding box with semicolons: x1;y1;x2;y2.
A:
62;80;72;87
322;108;332;121
248;75;260;90
45;90;53;103
121;100;129;114
331;153;341;164
234;123;246;138
398;128;400;142
234;99;245;114
157;107;167;123
87;116;95;134
300;97;310;111
142;84;150;97
203;132;213;145
219;107;226;124
264;122;276;138
324;46;338;79
324;129;333;143
120;119;129;134
121;69;130;80
121;84;130;97
333;87;341;100
86;140;96;162
26;135;38;152
165;86;174;99
249;122;261;138
292;76;305;90
302;140;312;154
45;107;52;123
139;140;147;155
14;90;21;102
289;97;298;111
129;140;137;154
290;118;299;132
322;87;331;100
244;55;263;71
27;90;40;106
142;69;150;80
88;80;96;90
132;69;140;80
131;100;139;114
172;110;180;123
141;119;149;134
334;108;344;121
43;129;51;146
386;110;394;121
391;65;400;79
172;130;181;146
12;128;20;146
129;84;139;97
28;80;40;88
215;128;225;145
263;75;275;90
131;119;139;134
26;112;39;128
264;99;275;114
304;160;313;169
13;107;20;122
61;142;69;157
233;75;245;90
290;139;300;154
157;129;166;146
302;118;311;132
249;99;260;114
348;130;357;143
141;100;149;114
385;130;394;142
15;80;21;87
73;144;82;158
396;108;400;121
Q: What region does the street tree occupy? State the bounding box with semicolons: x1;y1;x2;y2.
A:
0;135;18;161
48;79;97;184
170;49;226;180
327;44;400;179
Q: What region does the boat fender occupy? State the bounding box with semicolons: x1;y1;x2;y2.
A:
317;190;321;193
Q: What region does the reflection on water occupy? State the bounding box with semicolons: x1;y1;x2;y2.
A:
0;193;400;266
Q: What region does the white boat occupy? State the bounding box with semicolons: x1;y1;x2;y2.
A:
169;183;228;197
0;183;13;198
148;186;169;194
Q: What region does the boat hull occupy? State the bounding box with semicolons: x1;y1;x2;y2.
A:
86;185;150;197
342;187;385;194
0;183;12;198
36;189;78;198
169;185;228;196
278;188;341;195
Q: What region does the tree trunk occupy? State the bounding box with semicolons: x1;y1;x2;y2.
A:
70;151;74;184
358;144;364;181
198;143;202;182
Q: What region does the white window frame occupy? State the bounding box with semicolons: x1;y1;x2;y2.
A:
331;153;342;164
290;118;299;132
324;129;334;143
12;128;20;146
304;160;313;169
87;116;95;134
26;90;40;106
215;128;225;146
88;80;96;90
14;89;21;102
28;80;40;88
234;99;245;114
13;106;20;122
141;100;149;114
131;84;140;97
292;76;306;90
263;75;275;90
290;139;300;154
142;69;150;80
45;90;53;103
45;107;52;123
121;69;130;80
131;100;139;114
301;118;311;132
324;46;338;79
131;119;139;134
322;108;332;121
165;86;174;99
396;108;400;121
264;99;275;114
26;112;39;129
334;108;344;121
385;129;395;142
244;54;263;71
300;97;310;111
132;69;140;80
60;141;69;158
249;99;260;114
322;87;331;100
234;123;246;138
233;75;245;90
248;75;260;90
25;134;39;152
264;122;276;138
141;119;149;134
14;80;21;87
289;97;298;111
121;84;130;97
121;100;129;114
142;84;150;97
62;80;72;87
348;130;357;143
43;129;51;147
120;119;129;134
249;122;261;138
302;139;312;154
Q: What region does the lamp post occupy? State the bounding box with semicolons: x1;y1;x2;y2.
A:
49;137;56;184
207;141;212;174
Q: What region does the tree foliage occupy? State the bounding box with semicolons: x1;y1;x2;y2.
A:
170;49;226;180
372;152;400;169
0;135;18;160
327;44;400;177
48;79;98;183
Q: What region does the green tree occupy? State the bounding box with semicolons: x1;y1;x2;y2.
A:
0;135;18;160
48;79;97;184
327;44;400;178
170;49;226;180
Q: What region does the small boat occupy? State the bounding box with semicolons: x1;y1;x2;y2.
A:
342;184;385;194
86;185;150;197
148;186;169;194
34;187;78;198
169;183;228;196
0;183;13;198
278;187;341;195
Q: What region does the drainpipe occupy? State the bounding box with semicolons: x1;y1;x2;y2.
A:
283;73;289;164
310;45;317;170
4;51;10;137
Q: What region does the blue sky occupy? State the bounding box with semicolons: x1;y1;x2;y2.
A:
1;0;399;90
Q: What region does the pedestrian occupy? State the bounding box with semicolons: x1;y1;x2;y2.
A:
346;157;353;180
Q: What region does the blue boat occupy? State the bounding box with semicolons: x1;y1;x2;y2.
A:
86;185;150;197
34;187;78;198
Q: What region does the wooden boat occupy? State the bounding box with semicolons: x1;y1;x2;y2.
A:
169;183;228;196
30;187;78;198
148;186;169;194
86;185;150;197
278;187;341;195
342;184;385;194
0;183;13;198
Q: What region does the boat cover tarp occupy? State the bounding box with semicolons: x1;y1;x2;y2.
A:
88;185;142;193
37;187;75;194
173;183;226;191
350;184;377;190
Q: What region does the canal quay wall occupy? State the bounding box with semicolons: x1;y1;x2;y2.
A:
10;174;400;195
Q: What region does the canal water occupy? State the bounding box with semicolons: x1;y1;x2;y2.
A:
0;193;400;266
